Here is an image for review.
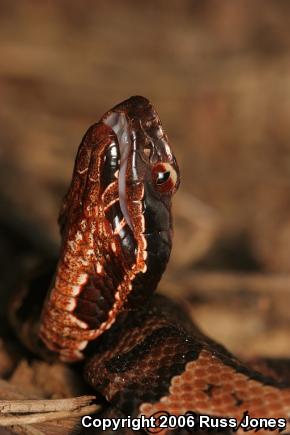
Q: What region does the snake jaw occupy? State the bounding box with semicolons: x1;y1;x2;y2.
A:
103;111;133;231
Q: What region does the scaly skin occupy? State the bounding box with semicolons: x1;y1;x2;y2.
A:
11;96;290;434
39;96;179;362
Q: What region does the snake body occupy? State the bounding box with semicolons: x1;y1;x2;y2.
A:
10;96;290;433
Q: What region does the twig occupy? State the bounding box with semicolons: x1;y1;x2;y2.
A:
0;403;99;426
0;395;96;414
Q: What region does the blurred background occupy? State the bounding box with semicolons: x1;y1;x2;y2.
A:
1;0;290;401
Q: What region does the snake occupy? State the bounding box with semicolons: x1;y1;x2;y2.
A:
9;96;290;434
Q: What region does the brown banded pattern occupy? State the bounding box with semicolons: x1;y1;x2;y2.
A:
85;295;290;435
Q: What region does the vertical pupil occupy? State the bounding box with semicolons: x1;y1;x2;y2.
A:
156;171;170;185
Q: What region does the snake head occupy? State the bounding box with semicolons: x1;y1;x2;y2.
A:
40;96;180;360
101;96;180;304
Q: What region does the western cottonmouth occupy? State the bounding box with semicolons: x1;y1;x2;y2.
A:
9;96;290;434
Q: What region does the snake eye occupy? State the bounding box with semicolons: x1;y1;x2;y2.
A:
156;171;170;185
152;162;178;194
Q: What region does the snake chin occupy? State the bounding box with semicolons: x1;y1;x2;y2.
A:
103;111;133;230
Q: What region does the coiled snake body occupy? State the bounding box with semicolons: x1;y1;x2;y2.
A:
10;97;290;434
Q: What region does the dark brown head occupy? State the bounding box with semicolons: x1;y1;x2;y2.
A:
101;96;180;304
